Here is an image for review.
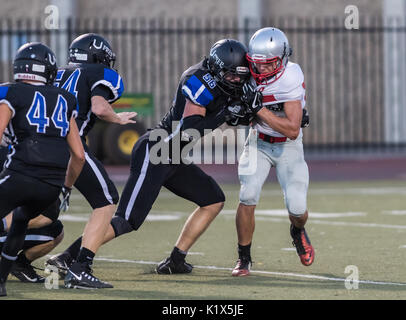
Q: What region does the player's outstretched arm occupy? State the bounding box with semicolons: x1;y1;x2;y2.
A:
65;117;85;189
91;95;137;125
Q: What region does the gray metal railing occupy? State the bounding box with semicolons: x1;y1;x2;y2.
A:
1;17;405;153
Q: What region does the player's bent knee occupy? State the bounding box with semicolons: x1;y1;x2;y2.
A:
287;201;307;217
53;229;64;246
240;190;259;206
48;220;64;239
203;201;224;215
110;216;134;238
239;188;260;206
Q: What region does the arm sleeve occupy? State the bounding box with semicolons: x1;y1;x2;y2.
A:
91;84;114;100
181;108;226;138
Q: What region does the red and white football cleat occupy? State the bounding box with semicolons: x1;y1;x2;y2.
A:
290;225;315;266
231;258;252;276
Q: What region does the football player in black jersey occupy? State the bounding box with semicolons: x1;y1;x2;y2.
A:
0;145;64;284
45;33;136;289
48;39;251;284
0;42;85;296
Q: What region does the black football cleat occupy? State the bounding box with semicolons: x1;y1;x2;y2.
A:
290;224;315;266
155;257;193;274
10;259;45;283
45;252;73;278
231;258;252;277
64;262;113;289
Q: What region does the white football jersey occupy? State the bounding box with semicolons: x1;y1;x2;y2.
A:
252;62;306;138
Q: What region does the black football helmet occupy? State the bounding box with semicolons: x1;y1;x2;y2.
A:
207;39;250;97
68;33;116;68
13;42;57;84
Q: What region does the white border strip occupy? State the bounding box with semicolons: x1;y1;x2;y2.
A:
85;152;113;204
125;143;150;220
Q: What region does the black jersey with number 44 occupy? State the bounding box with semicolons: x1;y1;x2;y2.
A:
54;63;124;138
0;82;76;186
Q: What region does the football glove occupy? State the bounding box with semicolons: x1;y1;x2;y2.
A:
301;108;310;128
59;185;72;212
0;128;13;147
225;101;250;126
242;83;263;114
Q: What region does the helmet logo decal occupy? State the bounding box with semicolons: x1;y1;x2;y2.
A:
92;39;103;49
74;53;88;61
32;64;45;72
48;53;56;65
209;49;224;68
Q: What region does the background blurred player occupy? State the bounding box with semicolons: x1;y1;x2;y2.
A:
0;145;64;283
46;33;137;289
0;42;85;296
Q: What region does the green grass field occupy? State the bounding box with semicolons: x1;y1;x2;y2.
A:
4;180;406;300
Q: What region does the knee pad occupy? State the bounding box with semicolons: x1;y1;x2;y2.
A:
286;194;307;217
45;220;64;238
239;184;261;206
41;199;61;222
285;183;307;217
110;216;133;237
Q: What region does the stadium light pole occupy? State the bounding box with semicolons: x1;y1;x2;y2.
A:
49;0;77;65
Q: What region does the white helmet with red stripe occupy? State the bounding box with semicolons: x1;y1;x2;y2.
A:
247;27;292;84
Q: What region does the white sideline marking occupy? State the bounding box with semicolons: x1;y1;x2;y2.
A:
221;210;366;218
382;210;406;215
71;186;406;201
165;251;205;256
93;257;406;287
59;214;89;222
146;214;181;221
60;210;406;229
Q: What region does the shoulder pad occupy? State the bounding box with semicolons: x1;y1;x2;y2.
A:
182;73;215;107
89;66;124;102
0;84;15;117
278;63;304;94
0;85;9;100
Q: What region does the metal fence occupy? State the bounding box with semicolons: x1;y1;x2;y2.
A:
1;17;405;154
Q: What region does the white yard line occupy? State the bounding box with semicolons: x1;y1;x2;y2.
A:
60;209;406;229
94;257;406;287
382;210;406;215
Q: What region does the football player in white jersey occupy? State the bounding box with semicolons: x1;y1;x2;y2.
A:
231;27;314;276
